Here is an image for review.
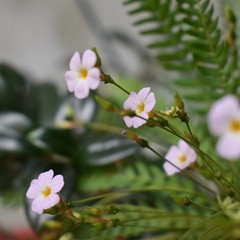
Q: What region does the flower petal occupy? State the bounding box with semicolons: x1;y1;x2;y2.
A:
165;145;180;163
26;179;42;199
51;175;64;193
163;162;179;176
64;71;78;92
87;68;101;90
124;92;138;110
138;87;150;102
132;116;146;128
144;92;156;112
31;197;44;214
208;95;239;136
82;49;97;69
216;133;240;160
123;116;133;128
42;193;60;210
69;52;81;71
74;82;90;99
38;169;54;186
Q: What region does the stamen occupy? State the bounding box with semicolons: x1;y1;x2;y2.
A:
179;154;187;164
79;68;88;80
43;186;51;198
230;119;240;133
136;102;145;114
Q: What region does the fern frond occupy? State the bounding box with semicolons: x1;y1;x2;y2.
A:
124;0;240;117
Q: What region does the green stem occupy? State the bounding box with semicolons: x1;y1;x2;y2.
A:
66;187;207;208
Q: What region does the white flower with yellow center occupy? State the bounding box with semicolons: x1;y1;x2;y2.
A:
123;87;156;128
163;140;197;176
64;49;101;99
208;95;240;160
26;169;64;214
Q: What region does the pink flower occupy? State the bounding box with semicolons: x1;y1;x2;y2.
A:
123;87;156;128
64;49;101;99
26;169;64;214
208;95;240;160
163;140;196;176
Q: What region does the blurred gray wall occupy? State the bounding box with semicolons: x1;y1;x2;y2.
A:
0;0;138;88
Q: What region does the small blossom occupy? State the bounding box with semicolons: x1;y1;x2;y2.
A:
163;140;196;176
208;95;240;160
26;169;64;214
64;49;101;99
123;87;156;128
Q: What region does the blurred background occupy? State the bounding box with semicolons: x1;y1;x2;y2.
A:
0;0;142;236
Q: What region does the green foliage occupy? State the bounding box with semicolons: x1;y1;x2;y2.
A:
124;0;240;118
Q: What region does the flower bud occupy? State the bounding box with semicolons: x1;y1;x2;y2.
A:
108;205;120;214
84;206;103;216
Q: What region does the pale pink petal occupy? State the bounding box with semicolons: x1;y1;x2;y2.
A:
132;116;146;128
87;77;100;90
87;68;101;89
216;133;240;160
51;175;64;193
163;162;179;176
42;194;60;210
64;71;78;92
165;146;180;162
32;197;44;214
208;95;239;136
144;92;156;112
82;49;97;69
87;68;100;89
178;140;190;153
123;116;133;128
69;52;81;71
74;82;90;99
88;67;100;79
38;170;54;186
124;92;138;110
138;87;150;102
26;180;42;199
138;111;149;120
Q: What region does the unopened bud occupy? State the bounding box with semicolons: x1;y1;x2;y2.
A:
92;222;107;231
108;205;120;214
174;93;185;112
122;130;148;148
84;206;103;216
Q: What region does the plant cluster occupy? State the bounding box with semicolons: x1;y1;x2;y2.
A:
2;0;240;239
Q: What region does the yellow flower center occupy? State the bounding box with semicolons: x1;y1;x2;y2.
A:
136;102;145;114
179;154;187;164
79;68;88;80
230;119;240;133
42;186;51;198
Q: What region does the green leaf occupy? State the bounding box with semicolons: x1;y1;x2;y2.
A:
27;127;77;158
83;135;137;166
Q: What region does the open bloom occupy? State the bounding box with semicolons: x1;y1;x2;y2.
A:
26;169;64;214
208;95;240;160
163;140;196;176
123;87;156;128
64;49;101;99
